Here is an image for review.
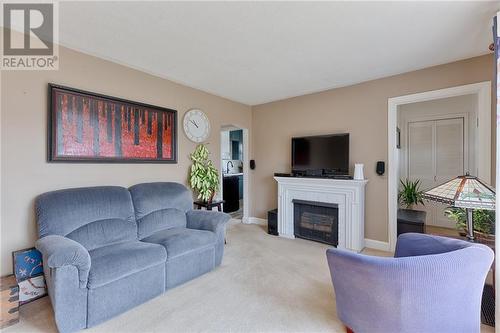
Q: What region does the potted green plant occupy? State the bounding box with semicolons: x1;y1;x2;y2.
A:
189;144;220;203
398;178;425;209
397;179;427;233
444;207;495;245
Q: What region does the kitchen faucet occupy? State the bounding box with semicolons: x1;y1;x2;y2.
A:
226;161;234;174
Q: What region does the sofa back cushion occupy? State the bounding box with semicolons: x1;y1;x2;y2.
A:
129;182;192;239
36;186;137;250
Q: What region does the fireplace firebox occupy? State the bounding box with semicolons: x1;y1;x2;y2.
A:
293;199;338;246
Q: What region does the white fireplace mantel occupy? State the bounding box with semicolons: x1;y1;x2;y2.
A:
274;176;368;252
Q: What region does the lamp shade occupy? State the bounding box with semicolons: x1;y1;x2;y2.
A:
423;174;495;210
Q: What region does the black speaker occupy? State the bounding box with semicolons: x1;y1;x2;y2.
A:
267;209;278;236
376;161;385;176
250;160;256;170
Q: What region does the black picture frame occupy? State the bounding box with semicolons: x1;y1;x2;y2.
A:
12;247;43;282
48;84;178;163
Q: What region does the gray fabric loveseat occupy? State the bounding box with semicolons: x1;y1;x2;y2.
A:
35;182;230;333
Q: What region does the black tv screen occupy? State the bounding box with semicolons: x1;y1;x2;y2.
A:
291;134;349;175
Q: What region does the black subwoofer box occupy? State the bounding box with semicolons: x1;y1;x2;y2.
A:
268;209;278;236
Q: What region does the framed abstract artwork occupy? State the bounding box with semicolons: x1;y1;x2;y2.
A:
48;84;177;163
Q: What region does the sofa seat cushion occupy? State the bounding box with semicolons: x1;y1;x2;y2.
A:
142;228;216;259
88;241;166;289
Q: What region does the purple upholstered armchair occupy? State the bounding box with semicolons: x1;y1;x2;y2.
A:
326;233;494;333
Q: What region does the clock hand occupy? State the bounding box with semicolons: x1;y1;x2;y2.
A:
190;120;199;128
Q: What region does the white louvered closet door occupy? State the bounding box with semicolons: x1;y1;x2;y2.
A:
408;118;464;228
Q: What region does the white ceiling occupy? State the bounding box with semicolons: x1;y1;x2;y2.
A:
57;1;498;106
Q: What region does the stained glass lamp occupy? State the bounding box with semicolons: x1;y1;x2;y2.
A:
423;173;495;241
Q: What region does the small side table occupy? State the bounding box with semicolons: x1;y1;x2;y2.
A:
194;200;224;212
397;208;426;236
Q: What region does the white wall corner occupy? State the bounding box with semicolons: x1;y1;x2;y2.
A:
247;217;267;225
364;238;390;252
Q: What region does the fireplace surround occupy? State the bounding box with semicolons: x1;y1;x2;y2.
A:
274;176;368;252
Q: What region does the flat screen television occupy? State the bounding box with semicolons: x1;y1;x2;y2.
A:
291;134;349;176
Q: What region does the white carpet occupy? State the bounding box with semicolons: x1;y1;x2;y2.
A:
4;220;494;333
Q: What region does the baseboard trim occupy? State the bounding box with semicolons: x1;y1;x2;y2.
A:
247;217;267;226
364;238;390;252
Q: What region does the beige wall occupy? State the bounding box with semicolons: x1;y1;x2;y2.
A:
0;46;252;276
251;55;494;243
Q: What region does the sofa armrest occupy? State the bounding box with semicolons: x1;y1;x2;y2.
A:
186;210;230;233
186;210;230;266
36;235;91;288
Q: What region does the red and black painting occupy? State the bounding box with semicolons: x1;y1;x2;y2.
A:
48;84;177;163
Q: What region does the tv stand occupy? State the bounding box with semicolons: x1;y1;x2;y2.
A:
324;174;353;180
274;172;353;180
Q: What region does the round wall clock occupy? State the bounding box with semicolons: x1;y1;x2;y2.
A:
183;109;211;143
